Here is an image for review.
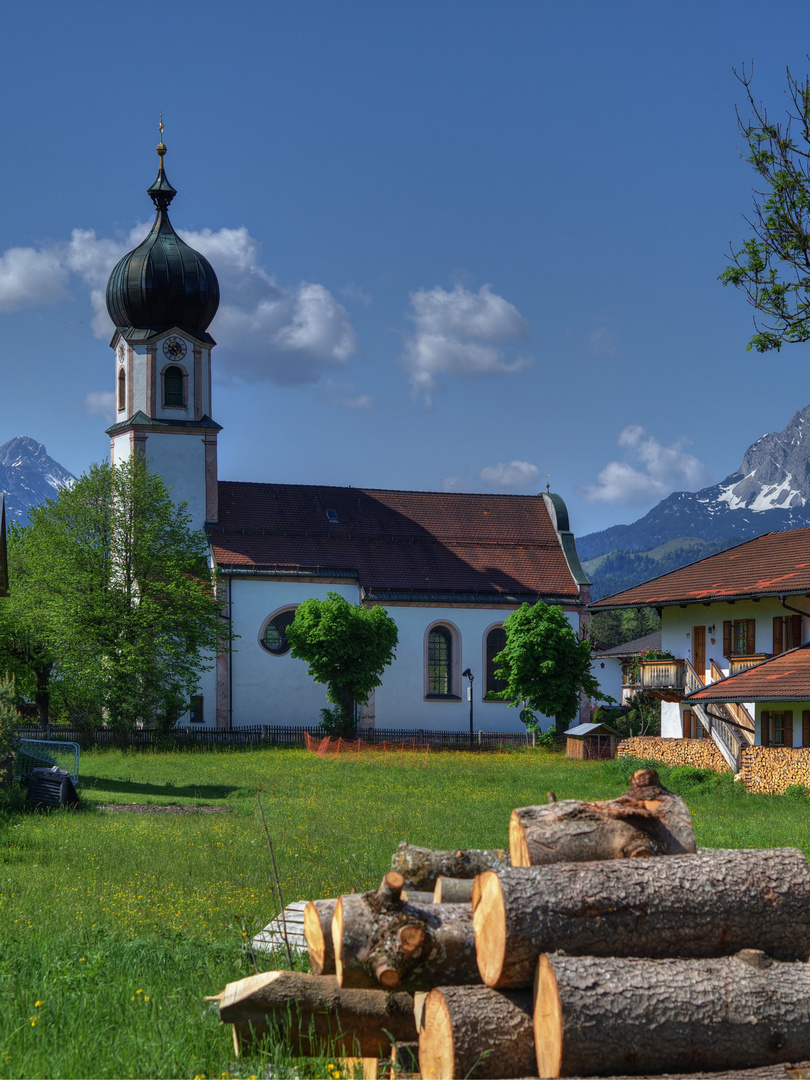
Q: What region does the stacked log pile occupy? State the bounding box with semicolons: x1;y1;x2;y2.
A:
211;769;810;1078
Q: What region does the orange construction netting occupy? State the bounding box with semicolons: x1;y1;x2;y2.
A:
304;732;431;759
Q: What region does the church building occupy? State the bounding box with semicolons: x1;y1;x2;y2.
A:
103;140;592;733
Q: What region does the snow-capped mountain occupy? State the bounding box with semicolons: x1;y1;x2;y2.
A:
579;403;810;561
0;436;75;523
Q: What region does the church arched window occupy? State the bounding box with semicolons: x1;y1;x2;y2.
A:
260;608;297;655
485;625;508;699
425;623;460;698
117;368;126;412
163;365;184;407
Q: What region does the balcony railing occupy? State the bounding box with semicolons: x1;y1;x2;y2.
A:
729;654;768;676
639;659;686;692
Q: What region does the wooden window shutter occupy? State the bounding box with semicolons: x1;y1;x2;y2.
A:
792;614;803;649
773;616;783;655
761;710;770;747
723;621;732;657
803;710;810;748
746;619;756;655
683;710;692;739
785;710;795;748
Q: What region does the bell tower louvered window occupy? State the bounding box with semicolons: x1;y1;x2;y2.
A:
164;365;184;407
117;368;126;412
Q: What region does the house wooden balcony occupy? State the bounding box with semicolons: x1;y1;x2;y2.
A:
729;655;768;676
638;659;686;701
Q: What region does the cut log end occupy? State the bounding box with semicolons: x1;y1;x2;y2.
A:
472;870;507;987
380;871;405;905
534;954;563;1079
304;901;330;975
509;809;530;867
418;990;455;1080
333;896;345;985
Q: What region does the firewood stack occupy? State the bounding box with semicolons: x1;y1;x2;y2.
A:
211;769;810;1079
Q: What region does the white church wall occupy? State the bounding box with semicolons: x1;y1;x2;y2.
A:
224;580;582;733
144;433;208;531
229;578;361;727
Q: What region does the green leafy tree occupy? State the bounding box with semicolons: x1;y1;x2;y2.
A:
285;592;398;733
0;525;60;726
10;457;227;736
0;674;20;759
720;65;810;350
494;601;611;736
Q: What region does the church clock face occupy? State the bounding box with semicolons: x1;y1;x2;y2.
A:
163;336;187;361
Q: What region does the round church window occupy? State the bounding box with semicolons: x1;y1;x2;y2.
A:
261;609;297;655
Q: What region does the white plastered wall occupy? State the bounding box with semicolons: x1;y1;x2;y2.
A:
141;431;208;531
223;578;581;732
754;701;810;746
660;599;800;737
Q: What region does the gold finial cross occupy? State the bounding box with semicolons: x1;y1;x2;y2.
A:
156;113;167;159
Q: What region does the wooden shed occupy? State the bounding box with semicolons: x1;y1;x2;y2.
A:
564;721;621;760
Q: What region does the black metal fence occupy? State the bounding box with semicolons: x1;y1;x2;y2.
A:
12;724;558;751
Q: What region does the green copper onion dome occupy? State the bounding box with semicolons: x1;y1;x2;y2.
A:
106;135;219;337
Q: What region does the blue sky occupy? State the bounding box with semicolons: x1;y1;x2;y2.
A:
1;0;809;538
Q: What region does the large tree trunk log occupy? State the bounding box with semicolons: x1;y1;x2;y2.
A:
304;898;337;975
400;889;434;905
510;768;696;866
434;877;474;904
391;842;508;890
334;871;480;991
534;950;810;1078
210;970;415;1057
419;985;534;1080
473;847;810;988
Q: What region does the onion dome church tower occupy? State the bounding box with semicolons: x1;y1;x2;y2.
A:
105;124;221;529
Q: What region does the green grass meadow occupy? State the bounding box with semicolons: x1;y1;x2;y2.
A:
2;746;810;1078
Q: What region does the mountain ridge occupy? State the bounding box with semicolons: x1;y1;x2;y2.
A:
579;402;810;564
0;436;74;523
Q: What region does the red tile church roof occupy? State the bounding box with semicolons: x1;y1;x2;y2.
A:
590;528;810;610
207;482;583;603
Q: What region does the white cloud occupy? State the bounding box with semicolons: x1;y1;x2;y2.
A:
183;227;358;385
401;284;532;403
0;223;359;387
319;379;374;410
589;326;617;356
0;247;70;311
580;425;713;505
341;282;372;305
83;391;115;417
442;476;467;492
479;460;541;488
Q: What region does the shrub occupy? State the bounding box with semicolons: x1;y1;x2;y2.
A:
785;784;810;800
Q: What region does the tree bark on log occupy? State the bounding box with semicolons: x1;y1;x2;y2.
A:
534;950;810;1078
391;842;508;890
434;877;474;904
334;871;480;991
210;970;415;1057
400;889;434;905
304;898;337;976
510;768;696;866
473;847;810;988
419;985;534;1080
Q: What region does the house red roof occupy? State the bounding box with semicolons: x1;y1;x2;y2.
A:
590;528;810;610
207;482;583;602
686;645;810;704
